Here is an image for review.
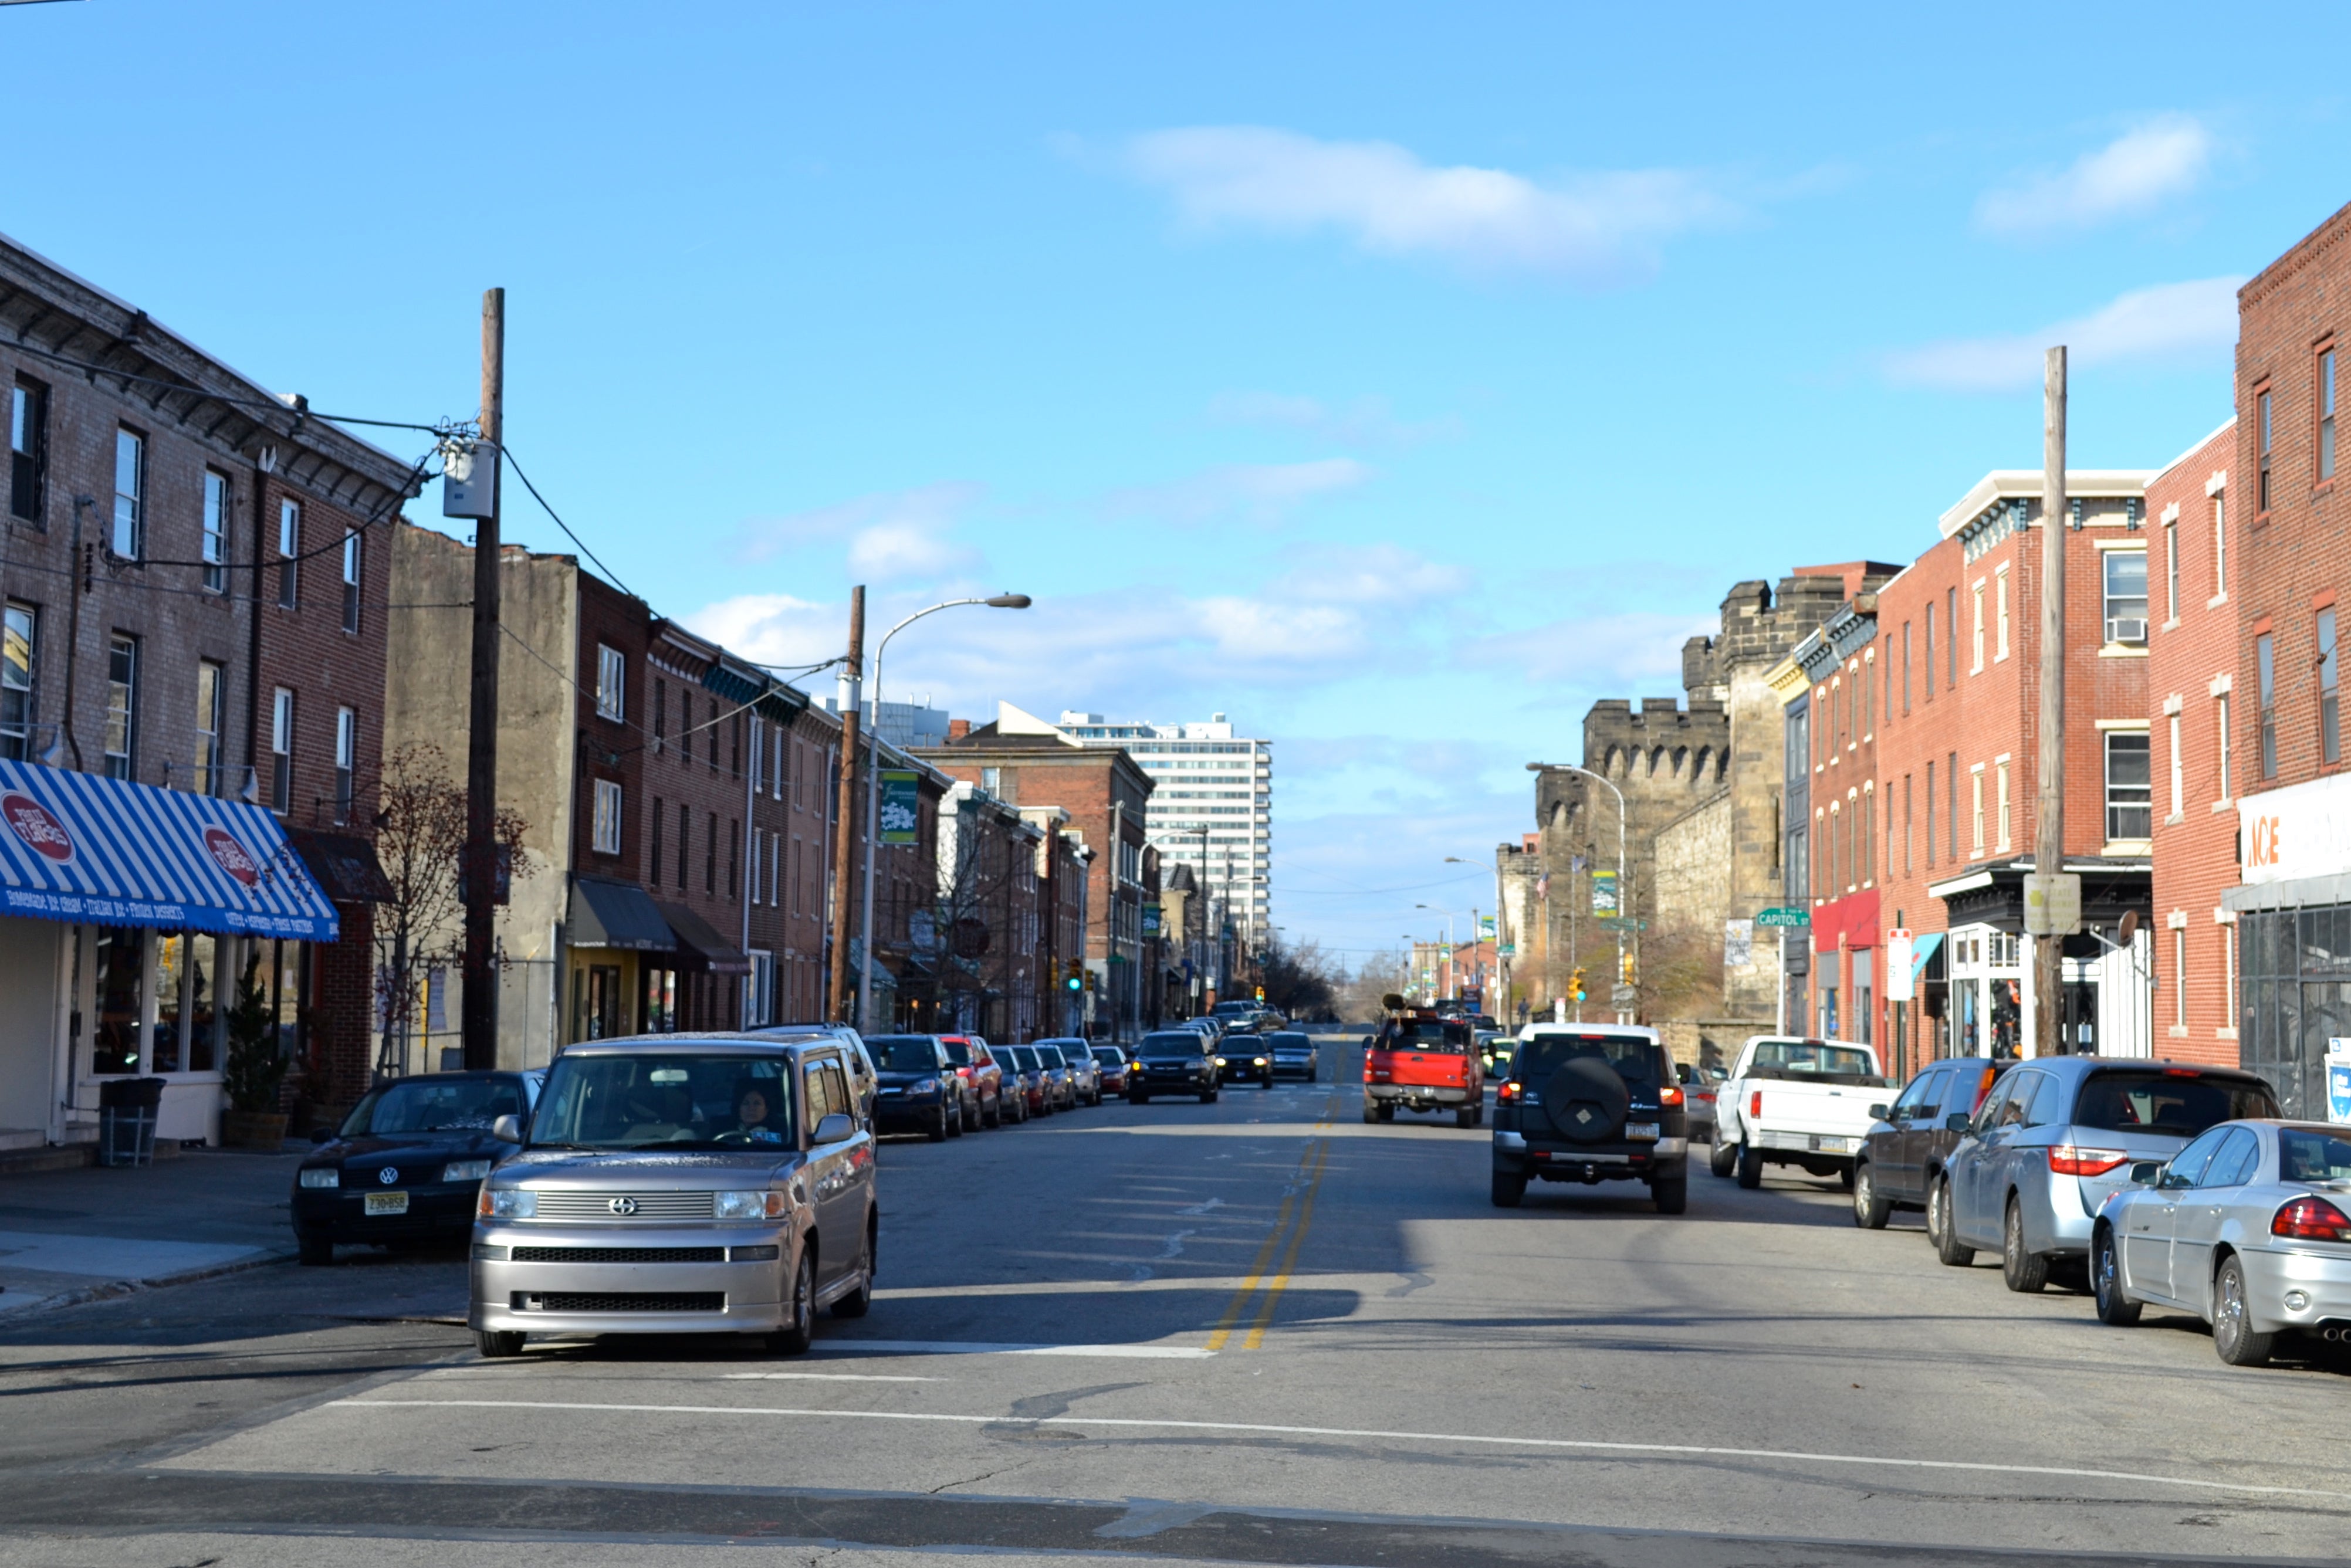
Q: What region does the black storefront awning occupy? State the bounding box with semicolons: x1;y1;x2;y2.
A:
655;900;752;975
570;875;676;951
285;829;395;905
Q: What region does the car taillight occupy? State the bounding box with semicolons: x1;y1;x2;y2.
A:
2048;1144;2128;1177
1497;1081;1522;1103
1750;1090;1762;1119
2273;1196;2351;1243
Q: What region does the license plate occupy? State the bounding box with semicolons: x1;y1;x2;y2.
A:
365;1191;410;1216
1626;1122;1660;1141
1808;1134;1851;1153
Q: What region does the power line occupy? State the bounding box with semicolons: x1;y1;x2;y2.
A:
4;337;462;436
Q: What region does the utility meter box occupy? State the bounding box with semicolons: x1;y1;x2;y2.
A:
442;441;499;520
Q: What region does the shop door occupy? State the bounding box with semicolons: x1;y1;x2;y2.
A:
2061;981;2099;1055
585;965;621;1039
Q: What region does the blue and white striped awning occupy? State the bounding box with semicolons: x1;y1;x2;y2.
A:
0;760;339;939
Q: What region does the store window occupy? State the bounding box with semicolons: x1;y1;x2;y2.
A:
90;927;144;1075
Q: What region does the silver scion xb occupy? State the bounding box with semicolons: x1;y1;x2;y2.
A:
469;1034;876;1359
1936;1058;2279;1292
2093;1120;2351;1367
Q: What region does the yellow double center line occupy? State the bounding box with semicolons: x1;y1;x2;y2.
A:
1205;1080;1343;1352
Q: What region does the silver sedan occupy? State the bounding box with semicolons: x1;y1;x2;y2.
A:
2092;1119;2351;1367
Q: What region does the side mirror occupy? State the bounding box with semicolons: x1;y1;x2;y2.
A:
1868;1103;1891;1120
813;1112;855;1145
490;1113;523;1144
1945;1112;1974;1133
309;1126;334;1144
2129;1160;2161;1186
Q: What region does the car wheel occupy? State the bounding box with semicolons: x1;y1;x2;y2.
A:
2092;1226;2142;1326
2212;1254;2275;1367
1709;1140;1737;1179
1375;1103;1393;1123
1362;1102;1379;1124
296;1233;335;1266
831;1218;875;1319
2002;1198;2049;1293
984;1096;1001;1129
928;1109;948;1143
1930;1177;1975;1266
1652;1176;1689;1214
1734;1142;1762;1190
1852;1162;1892;1229
1454;1105;1477;1129
946;1105;965;1138
476;1330;526;1359
1491;1171;1526;1208
1838;1165;1857;1193
770;1246;815;1355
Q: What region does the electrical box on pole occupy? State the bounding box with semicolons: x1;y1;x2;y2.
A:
441;441;499;520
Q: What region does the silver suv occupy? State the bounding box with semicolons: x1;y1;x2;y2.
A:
470;1034;877;1358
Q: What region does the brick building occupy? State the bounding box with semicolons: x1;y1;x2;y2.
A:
2227;199;2351;1118
2144;421;2240;1066
1868;469;2157;1069
0;234;411;1145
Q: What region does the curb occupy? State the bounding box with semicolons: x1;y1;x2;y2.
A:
0;1246;293;1321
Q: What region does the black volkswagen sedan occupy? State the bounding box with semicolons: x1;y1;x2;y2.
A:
1129;1031;1217;1104
862;1034;956;1140
292;1071;542;1264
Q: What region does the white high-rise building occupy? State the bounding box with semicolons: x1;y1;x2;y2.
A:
1054;710;1271;947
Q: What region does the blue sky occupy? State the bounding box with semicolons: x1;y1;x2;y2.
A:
8;1;2346;962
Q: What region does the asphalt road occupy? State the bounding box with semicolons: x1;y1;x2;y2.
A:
2;1033;2349;1567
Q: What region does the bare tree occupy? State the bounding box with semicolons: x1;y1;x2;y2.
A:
373;742;531;1078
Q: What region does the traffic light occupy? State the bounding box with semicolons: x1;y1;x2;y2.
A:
1568;967;1586;1002
1064;961;1085;992
1254;986;1264;1002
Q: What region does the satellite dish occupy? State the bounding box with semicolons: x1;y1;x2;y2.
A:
2116;910;2140;947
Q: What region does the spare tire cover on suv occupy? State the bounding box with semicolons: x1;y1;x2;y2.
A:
1544;1056;1631;1143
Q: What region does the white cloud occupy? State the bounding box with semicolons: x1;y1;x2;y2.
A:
1207;390;1459;447
1883;276;2245;393
1104;458;1371;526
729;482;983;573
1977;117;2214;235
1125;125;1732;282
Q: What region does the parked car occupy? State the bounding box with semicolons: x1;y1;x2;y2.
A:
294;1069;542;1265
1711;1036;1889;1188
754;1024;878;1122
470;1035;875;1358
860;1034;957;1142
1090;1044;1133;1096
992;1047;1036;1123
1491;1024;1688;1213
1130;1030;1218;1103
1265;1030;1320;1081
1000;1045;1054;1115
935;1035;1004;1131
1676;1061;1728;1143
1935;1058;2281;1292
1851;1057;2008;1228
2090;1119;2351;1366
1023;1044;1077;1110
1037;1038;1101;1105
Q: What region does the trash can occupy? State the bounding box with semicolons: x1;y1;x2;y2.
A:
97;1076;165;1167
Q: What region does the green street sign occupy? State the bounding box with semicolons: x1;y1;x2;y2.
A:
1755;907;1811;928
1596;917;1648;932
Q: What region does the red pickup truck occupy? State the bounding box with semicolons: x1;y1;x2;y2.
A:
1364;1005;1485;1127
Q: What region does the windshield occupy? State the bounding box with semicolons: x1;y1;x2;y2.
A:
1747;1039;1882;1081
1035;1046;1067;1068
864;1037;942;1072
1514;1035;1665;1092
1268;1032;1311;1049
1380;1020;1467;1052
341;1076;525;1138
1004;1047;1038;1071
2280;1127;2351;1183
1092;1047;1125;1064
530;1053;794;1151
2074;1070;2278;1137
1141;1032;1202;1057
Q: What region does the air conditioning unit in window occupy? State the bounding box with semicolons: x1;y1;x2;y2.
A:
2106;617;2148;645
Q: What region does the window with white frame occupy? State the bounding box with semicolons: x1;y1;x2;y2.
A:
270;689;294;812
2163;514;2179;624
334;707;357;823
2105;730;2152;841
2168;712;2183;818
1971;766;1985;853
1996;566;2011;660
596;644;625;722
202;472;231;594
111;429;143;558
2216;691;2232;801
1971;583;1985;672
278;499;300;608
104;634;137;780
2174;927;2188;1031
341;531;362;634
2213;493;2227;598
593;778;623;855
1996;760;2011;849
194;661;224;796
0;601;34;761
2103;550;2149;645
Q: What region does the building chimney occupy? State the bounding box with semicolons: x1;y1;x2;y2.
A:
948;719;971;741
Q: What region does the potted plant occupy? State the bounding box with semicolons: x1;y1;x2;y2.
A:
219;953;289;1149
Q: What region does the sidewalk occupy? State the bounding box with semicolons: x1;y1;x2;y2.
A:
0;1143;307;1315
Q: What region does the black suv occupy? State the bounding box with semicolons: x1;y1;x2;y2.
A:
1490;1026;1689;1214
1130;1031;1218;1103
1851;1056;2007;1228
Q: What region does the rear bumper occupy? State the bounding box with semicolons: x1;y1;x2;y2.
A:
2239;1245;2351;1335
1754;1129;1865;1161
1494;1134;1687;1181
1367;1084;1469;1105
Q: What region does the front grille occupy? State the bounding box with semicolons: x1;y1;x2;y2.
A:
512;1291;725;1313
528;1191;715;1222
509;1246;725;1265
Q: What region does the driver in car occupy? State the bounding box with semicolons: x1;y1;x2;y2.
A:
725;1082;786;1145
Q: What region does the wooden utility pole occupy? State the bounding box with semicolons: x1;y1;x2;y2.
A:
826;586;865;1021
2033;345;2067;1059
461;289;505;1071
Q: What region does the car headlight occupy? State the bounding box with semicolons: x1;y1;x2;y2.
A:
299;1167;339;1189
479;1187;536;1220
1216;1056;1229;1066
715;1190;786;1220
442;1159;493;1183
1254;1056;1268;1066
911;1076;940;1094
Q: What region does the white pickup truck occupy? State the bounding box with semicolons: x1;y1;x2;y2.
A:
1709;1036;1892;1191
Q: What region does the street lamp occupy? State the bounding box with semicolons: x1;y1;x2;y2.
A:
1527;761;1631;1022
855;593;1032;1029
